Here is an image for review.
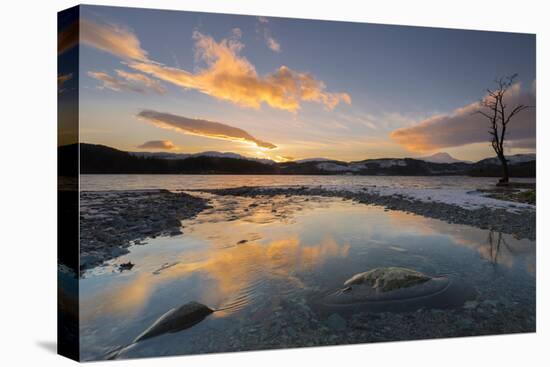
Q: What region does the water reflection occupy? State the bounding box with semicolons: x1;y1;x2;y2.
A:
82;234;350;320
487;231;508;266
79;194;535;360
385;209;535;274
483;230;535;274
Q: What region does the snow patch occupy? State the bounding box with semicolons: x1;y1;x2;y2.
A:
369;159;407;168
255;184;535;214
317;162;359;172
419;152;467;164
294;157;332;163
478;154;535;165
330;185;533;213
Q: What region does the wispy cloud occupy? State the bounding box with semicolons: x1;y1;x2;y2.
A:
256;16;281;53
137;110;277;149
128;32;349;111
88;70;166;94
266;36;281;53
390;82;536;152
137;140;176;150
231;27;242;39
115;69;166;94
80;19;149;61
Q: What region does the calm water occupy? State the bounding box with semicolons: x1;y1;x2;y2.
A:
79;182;536;360
80;174;535;191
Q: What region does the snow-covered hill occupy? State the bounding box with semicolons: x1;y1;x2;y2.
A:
419;152;468;164
477;154;536;165
294;157;333;163
128;148;535;174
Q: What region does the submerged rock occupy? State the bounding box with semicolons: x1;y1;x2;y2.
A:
319;267;476;313
134;302;214;343
343;267;430;292
106;301;215;360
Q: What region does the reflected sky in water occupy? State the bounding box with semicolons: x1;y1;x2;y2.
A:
79;194;535;360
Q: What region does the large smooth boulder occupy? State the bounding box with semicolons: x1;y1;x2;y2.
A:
106;301;215;360
343;267;430;292
317;267;477;313
133;301;214;343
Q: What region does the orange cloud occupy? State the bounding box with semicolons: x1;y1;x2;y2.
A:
58;21;78;55
78;18;350;111
137;140;176;150
390;82;535;152
128;31;350;111
80;19;149;61
88;70;166;94
137;109;277;149
57;73;73;93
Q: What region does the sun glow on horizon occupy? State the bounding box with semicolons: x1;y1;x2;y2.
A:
72;6;535;162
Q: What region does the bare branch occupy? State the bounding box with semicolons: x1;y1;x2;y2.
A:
504;105;531;125
476;110;494;120
477;74;530;183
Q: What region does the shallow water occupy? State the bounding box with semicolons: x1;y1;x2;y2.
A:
79;193;535;360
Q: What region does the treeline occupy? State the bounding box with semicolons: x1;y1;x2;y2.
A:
58;143;535;177
60;143;277;175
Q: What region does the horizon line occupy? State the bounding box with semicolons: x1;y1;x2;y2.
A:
61;142;536;164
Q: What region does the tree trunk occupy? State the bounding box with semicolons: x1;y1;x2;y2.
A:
497;154;509;184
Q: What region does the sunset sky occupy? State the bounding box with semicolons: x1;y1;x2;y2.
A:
59;5;536;162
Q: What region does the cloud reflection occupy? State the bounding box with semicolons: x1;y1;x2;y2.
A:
83;235;349;319
385;210;534;273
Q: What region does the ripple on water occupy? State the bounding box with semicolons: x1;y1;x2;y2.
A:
79;193;535;361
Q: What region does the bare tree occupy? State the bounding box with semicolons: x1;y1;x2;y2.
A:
476;74;530;185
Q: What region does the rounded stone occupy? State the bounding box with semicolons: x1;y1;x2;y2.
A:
318;267;476;313
343;267;431;292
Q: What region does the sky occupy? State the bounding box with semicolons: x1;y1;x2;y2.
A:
59;5;536;162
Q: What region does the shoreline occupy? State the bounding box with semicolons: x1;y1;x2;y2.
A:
79;189;210;274
201;186;536;241
79;184;535;275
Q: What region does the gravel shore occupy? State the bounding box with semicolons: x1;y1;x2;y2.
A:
201;186;536;240
116;286;534;359
79;190;210;274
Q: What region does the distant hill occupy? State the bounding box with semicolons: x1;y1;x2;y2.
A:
475;153;536;165
76;143;277;174
419;152;470;164
61;143;535;177
468;154;536;178
130;150;275;165
293;157;333;164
